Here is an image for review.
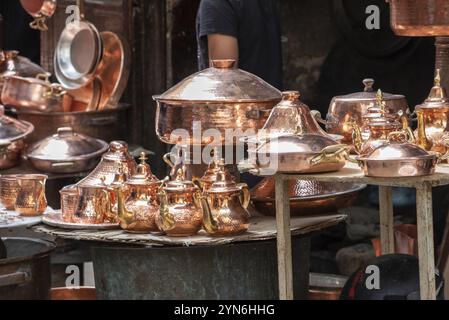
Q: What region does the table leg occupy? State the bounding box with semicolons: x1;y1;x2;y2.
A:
416;182;436;300
378;186;395;255
0;238;6;260
275;175;293;300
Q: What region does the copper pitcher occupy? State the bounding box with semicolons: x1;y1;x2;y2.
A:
110;153;161;233
199;161;250;236
72;185;109;224
14;174;47;216
157;168;202;237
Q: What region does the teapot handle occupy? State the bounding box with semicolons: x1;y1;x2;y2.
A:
35;181;47;214
199;193;218;234
237;183;251;209
163;153;175;168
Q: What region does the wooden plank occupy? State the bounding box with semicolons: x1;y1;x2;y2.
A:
416;182;437;300
379;186;395;255
275;175;294;300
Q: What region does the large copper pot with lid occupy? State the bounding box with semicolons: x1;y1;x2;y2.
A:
387;0;449;36
154;59;282;145
25;127;109;173
325;79;409;144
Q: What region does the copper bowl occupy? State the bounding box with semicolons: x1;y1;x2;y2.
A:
251;178;365;216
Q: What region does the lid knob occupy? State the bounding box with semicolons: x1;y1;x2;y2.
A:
281;91;300;101
425;69;448;103
211;59;236;69
57;127;74;137
363;79;375;92
110;141;128;152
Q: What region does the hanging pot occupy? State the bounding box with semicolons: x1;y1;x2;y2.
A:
20;0;57;31
154;59;281;145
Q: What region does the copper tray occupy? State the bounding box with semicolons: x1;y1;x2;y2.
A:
251;178;365;216
42;212;119;230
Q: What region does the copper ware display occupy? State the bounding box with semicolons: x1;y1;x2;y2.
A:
25;127;109;173
20;0;57;31
111;153;161;233
14;174;47;217
0;106;34;169
76;141;137;187
154;59;282;145
248;133;348;174
325;79;409;144
251;178;365;216
1;73;72;112
387;0;449;36
16;103;130;144
414;70;449;154
0;175;19;210
71;184;109;224
157;168;203;237
356;132;444;177
199;161;250;236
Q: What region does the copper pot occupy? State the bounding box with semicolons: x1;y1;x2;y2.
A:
325;79;409;144
414;70;449;154
157;168;203;237
2;73;72;112
387;0;449;36
0;106;34;169
154;59;281;145
356;132;443;177
251;178;365;216
20;0;57;31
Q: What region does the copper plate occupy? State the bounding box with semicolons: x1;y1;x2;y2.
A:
43;212;119;230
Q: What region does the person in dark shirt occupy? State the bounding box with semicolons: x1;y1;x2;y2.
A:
196;0;283;90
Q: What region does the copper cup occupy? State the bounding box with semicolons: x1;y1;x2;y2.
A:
0;175;20;210
14;174;47;216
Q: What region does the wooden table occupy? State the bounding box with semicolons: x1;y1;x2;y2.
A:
267;162;449;300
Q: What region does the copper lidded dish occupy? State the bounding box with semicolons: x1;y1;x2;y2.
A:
154;59;282;145
25;127;108;174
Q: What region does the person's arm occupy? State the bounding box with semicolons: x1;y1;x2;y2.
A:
207;34;238;67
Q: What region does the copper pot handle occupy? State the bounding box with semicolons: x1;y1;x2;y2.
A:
29;16;49;31
310;110;328;125
388;130;409;142
309;144;348;166
0;272;30;288
237;183;251;209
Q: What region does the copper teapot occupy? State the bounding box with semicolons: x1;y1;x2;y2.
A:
199;161;250;236
157;168;203;237
110;153;161;233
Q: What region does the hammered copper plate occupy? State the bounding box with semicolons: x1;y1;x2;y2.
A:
42;212;119;230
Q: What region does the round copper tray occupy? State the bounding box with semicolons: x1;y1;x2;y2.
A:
251;178;366;216
42;212;119;230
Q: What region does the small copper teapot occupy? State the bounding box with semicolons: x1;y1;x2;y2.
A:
108;153;161;233
157;168;202;237
199;161;250;236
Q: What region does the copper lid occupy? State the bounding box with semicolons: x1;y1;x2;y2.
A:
0;105;34;142
103;141;133;161
200;149;222;185
164;168;198;192
155;59;281;103
207;161;241;194
363;90;403;129
26;127;108;161
126;153;159;186
416;69;449;110
257;134;339;155
332;79;405;102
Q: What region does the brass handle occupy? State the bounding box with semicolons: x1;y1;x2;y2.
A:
29;17;48;31
310;110;328;125
163;153;175;168
42;84;66;101
51;162;75;168
157;190;175;231
309;144;348;166
35;181;46;214
237;183;251;209
199;194;218;233
36;72;51;83
388;130;409;142
351;122;363;155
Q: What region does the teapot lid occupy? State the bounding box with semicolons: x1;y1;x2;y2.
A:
332;78;405;102
103;141;134;161
416;69;449;110
164;167;198;192
126;153;159;186
207;160;242;194
363;90;403;129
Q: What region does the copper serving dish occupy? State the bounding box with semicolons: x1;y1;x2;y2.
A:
251;178;365;216
387;0;449;36
325;79;409;144
200;160;250;236
25;127;109;173
20;0;57;31
0;106;34;169
356;132;445;177
414;70;449;154
111;153;161;233
157;168;203;237
154;59;281;145
1;73;72;113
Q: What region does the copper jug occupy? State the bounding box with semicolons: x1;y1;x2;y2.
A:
199;161;250;236
14;174;47;216
72;185;109;224
111;153;161;233
157;168;202;237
